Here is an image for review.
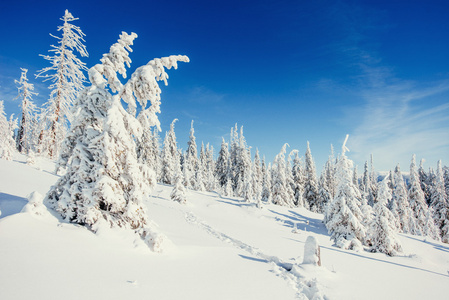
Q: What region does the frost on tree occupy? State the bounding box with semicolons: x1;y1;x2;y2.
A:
36;10;88;159
15;68;38;154
184;120;199;189
408;155;436;238
46;32;188;251
271;143;294;207
368;175;402;256
390;164;413;233
304;142;320;212
0;101;17;160
326;135;366;250
160;119;179;185
431;161;449;242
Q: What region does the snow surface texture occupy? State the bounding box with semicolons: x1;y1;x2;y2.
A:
1;154;449;299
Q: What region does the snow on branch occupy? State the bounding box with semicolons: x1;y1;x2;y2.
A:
89;32;138;92
120;55;190;121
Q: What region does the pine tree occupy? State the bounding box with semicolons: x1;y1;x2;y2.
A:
171;162;187;204
260;158;272;204
304;142;320;212
45;32;188;251
326;135;366;250
430;160;449;241
160;119;179;185
185;121;199;189
271;144;293;207
215;138;230;189
15;68;38;154
291;151;306;207
369;175;403;256
36;10;88;158
252;148;263;203
408;154;436;237
389;164;412;233
325;145;337;200
0;102;17;160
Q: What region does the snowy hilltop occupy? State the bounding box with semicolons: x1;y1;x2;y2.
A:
1;154;449;299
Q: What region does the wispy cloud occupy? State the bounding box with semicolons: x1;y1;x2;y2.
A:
324;2;449;170
186;86;225;104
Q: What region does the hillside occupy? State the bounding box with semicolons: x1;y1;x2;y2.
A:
0;154;448;300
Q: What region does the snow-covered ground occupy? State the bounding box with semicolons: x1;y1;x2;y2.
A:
1;154;448;299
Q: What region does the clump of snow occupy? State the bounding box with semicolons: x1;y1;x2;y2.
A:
303;236;321;266
21;191;48;217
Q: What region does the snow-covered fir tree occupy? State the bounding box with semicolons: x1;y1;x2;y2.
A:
46;32;188;251
325;145;337;200
15;68;38;154
326;135;366;250
204;144;216;192
252;149;263;204
304;142;320;212
215;137;230;190
260;158;272;204
408;154;435;237
138;127;160;182
291;151;306;208
430;161;449;242
171;158;187;204
318;170;331;218
390;164;413;233
184;121;199;189
0;102;17;160
160;119;179;185
271;143;294;207
368;175;402;256
418;159;432;205
35;10;88;159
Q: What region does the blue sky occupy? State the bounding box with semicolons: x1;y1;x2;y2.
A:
1;0;449;172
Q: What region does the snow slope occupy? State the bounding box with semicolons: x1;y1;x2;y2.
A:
1;154;448;299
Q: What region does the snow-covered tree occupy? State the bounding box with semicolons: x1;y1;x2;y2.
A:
138;127;160;181
271;143;294;207
215;138;230;189
252;149;263;204
408;154;436;237
390;164;412;233
326;135;366;250
430;160;449;242
184;121;199;189
304;142;320;212
368;175;402;256
160;119;179;185
325;145;337;200
15;68;38;154
46;32;188;251
171;163;187;204
291;151;306;208
418;159;432;205
0;102;17;160
36;10;88;158
260;158;272;204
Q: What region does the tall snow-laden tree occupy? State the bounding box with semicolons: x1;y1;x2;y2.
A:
252;148;263;204
271;143;294;207
418;159;432;205
325;145;337;200
215;138;230;189
36;10;88;159
184;120;199;189
171;155;187;204
390;164;412;233
15;68;38;154
408;154;436;238
160;119;179;185
291;151;306;208
0;102;17;160
45;32;188;251
138;127;160;181
260;158;272;204
304;142;320;212
326;135;366;250
368;175;403;256
430;160;449;242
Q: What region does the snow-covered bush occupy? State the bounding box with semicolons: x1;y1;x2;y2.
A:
303;236;321;266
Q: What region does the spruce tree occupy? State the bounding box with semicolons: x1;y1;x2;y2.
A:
271;144;293;207
36;10;88;158
15;68;38;154
215;138;230;189
185;121;199;189
0;102;17;160
369;175;403;256
45;32;188;251
390;164;412;233
326;135;366;250
304;142;320;212
430;160;449;241
408;154;436;237
160;119;179;185
291;151;306;207
260;158;272;204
